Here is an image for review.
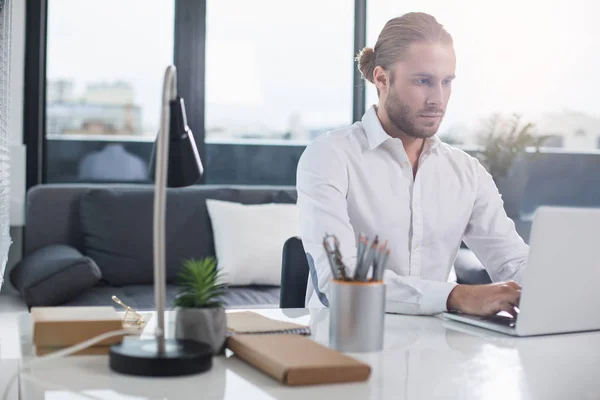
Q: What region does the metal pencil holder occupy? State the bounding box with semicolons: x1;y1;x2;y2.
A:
329;279;385;353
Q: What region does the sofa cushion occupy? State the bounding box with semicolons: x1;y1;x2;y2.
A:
79;186;297;285
10;245;101;306
60;284;280;310
206;199;300;286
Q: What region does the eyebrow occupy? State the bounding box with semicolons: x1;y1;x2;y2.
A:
411;73;456;80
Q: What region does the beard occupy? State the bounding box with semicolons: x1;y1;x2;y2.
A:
384;87;444;139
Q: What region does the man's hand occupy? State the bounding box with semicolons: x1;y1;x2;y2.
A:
446;281;521;317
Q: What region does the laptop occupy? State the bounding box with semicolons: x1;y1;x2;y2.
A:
443;206;600;337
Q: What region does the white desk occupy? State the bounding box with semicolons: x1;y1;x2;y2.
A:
0;294;28;400
7;308;600;400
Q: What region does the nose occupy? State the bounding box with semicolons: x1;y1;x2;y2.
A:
425;83;444;108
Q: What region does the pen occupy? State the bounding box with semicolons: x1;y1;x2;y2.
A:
323;236;340;280
334;251;349;280
328;254;339;279
332;235;349;280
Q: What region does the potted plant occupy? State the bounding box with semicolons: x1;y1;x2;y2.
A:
174;257;228;354
476;113;551;218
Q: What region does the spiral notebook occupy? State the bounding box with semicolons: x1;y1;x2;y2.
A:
226;311;311;336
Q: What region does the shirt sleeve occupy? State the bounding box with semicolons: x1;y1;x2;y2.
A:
296;139;357;307
297;139;457;315
462;160;530;284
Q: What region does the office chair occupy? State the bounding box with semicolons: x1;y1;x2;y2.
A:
279;236;309;308
278;237;490;308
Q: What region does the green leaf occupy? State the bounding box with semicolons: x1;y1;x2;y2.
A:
173;257;228;308
475;113;550;181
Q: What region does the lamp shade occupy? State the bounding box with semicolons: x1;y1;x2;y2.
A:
148;97;203;187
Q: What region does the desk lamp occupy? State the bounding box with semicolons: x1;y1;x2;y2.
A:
109;65;210;376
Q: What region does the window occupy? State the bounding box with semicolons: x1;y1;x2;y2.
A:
204;0;354;143
367;1;600;151
45;0;174;183
0;0;12;289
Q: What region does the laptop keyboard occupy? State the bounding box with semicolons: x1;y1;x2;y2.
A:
472;314;517;328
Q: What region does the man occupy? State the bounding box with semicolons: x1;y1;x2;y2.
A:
296;12;528;316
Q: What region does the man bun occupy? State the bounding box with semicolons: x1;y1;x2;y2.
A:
356;47;376;84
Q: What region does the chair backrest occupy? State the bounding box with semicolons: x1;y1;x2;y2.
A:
279;236;309;308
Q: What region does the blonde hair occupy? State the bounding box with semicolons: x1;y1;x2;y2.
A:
356;12;453;84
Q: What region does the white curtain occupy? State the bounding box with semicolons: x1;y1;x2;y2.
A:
0;0;12;290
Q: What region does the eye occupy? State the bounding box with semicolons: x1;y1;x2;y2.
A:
443;79;453;86
415;78;430;85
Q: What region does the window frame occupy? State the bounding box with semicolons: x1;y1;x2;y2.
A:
24;0;368;189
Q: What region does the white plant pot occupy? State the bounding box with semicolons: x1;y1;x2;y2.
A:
175;307;227;355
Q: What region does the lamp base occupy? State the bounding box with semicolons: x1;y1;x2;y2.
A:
109;338;212;377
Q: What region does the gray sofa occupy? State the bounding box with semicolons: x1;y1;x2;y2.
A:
11;184;297;310
11;183;539;311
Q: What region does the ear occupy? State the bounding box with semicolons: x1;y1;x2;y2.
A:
373;66;389;95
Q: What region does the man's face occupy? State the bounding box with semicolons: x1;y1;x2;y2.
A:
381;42;456;139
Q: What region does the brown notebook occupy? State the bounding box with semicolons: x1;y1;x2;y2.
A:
226;311;311;335
31;306;124;347
227;334;371;386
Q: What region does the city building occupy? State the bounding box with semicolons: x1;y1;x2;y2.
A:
535;110;600;151
46;80;143;136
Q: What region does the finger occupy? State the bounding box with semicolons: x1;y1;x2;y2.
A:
498;289;521;306
507;287;521;307
505;281;522;291
499;285;521;306
498;302;519;318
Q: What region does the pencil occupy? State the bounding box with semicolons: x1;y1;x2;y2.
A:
356;236;378;281
376;249;390;281
355;234;368;278
371;242;386;281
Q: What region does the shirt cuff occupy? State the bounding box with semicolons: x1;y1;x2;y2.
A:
420;280;458;315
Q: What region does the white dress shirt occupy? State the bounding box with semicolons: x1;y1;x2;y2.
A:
296;106;529;315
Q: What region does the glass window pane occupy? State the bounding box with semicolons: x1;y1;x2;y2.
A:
205;0;354;144
367;1;600;151
46;0;174;183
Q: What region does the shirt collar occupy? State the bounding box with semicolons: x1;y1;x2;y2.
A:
361;106;390;150
361;105;442;153
424;134;442;154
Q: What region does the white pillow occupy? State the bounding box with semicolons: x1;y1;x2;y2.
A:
205;199;301;286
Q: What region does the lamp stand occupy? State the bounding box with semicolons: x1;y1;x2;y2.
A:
109;65;212;376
